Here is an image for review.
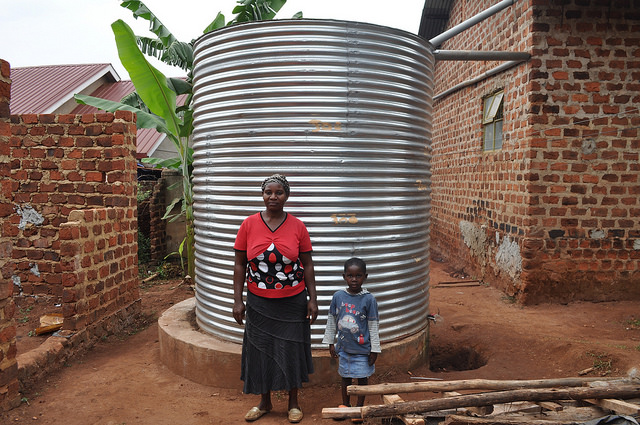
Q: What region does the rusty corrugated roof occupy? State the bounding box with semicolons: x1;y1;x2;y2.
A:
70;80;164;158
10;63;119;114
71;79;188;158
11;63;187;158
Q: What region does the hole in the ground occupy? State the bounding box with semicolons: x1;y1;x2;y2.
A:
429;344;487;372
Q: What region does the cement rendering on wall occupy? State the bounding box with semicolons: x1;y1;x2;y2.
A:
459;220;487;265
16;204;44;230
495;235;522;280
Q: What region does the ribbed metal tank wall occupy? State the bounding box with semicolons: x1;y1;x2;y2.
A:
191;19;433;347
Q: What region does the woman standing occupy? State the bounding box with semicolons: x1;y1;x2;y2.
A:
233;174;318;423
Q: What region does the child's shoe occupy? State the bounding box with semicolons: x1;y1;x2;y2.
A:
332;405;350;421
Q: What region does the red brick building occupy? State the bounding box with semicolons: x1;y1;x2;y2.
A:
421;0;639;303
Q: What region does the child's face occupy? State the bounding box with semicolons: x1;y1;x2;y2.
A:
343;264;367;294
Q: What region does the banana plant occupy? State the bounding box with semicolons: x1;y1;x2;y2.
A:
75;0;298;277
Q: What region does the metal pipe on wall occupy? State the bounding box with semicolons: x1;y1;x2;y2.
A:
429;0;518;48
433;60;525;101
434;50;530;62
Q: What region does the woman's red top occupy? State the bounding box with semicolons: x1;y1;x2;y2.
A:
234;212;312;299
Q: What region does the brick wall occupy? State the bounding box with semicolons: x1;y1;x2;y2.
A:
431;0;640;303
0;57;141;409
0;60;20;410
8;112;138;297
59;208;138;331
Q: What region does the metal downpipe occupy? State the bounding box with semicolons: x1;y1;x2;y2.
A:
434;50;530;61
433;60;525;101
429;0;518;48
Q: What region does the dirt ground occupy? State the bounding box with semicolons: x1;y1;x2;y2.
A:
3;259;640;424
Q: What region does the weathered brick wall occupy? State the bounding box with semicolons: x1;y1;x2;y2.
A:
431;0;640;303
0;60;20;410
521;0;640;302
59;208;138;331
431;0;532;294
149;174;167;265
8;112;138;298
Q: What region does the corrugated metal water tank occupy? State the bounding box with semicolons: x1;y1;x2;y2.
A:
191;19;433;347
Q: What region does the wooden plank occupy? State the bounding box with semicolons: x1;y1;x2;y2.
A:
437;280;482;285
442;414;578;425
584;398;640;415
490;401;541;415
347;377;624;395
349;385;640;419
383;394;425;425
536;401;563;412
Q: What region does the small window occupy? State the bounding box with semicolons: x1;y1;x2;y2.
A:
483;91;504;151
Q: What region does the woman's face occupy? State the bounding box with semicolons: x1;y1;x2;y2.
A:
262;182;288;212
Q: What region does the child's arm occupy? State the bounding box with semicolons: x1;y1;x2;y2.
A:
368;317;381;366
322;312;338;358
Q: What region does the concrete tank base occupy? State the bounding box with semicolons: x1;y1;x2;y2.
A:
159;297;429;389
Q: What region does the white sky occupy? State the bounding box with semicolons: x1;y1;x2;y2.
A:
1;0;425;80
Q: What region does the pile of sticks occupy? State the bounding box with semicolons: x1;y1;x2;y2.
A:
321;377;640;424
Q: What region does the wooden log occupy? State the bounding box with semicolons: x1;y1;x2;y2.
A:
442;414;579;425
444;391;494;415
584;398;640;415
347;377;625;395
382;394;425;425
323;406;361;419
321;385;640;420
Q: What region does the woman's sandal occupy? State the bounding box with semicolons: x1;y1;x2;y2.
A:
244;406;269;422
288;407;304;423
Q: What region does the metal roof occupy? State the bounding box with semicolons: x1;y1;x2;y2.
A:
10;63;187;158
10;63;119;114
71;79;188;158
70;80;161;158
418;0;455;43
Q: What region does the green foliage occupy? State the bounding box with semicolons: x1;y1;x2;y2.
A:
18;306;33;323
137;183;152;202
626;318;640;328
586;351;613;374
138;231;151;265
75;0;300;278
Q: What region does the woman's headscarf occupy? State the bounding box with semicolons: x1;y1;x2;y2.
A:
261;174;290;196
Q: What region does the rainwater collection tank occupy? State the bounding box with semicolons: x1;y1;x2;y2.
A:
191;19;433;347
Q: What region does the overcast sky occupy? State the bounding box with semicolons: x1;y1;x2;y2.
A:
1;0;425;79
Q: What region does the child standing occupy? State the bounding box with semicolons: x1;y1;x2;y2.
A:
322;257;381;420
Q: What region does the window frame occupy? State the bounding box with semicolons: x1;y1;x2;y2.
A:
482;91;504;151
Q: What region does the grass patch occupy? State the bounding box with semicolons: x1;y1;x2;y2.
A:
586;351;613;374
501;295;516;304
625;318;640;329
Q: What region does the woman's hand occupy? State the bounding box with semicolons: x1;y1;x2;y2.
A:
307;299;318;325
299;252;318;325
329;344;337;358
368;352;378;366
232;250;248;325
233;301;246;325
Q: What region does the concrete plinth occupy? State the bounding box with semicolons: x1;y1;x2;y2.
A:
159;297;429;389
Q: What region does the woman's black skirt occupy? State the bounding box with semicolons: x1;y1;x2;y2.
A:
241;290;314;394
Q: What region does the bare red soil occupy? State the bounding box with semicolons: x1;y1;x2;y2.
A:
3;259;639;424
